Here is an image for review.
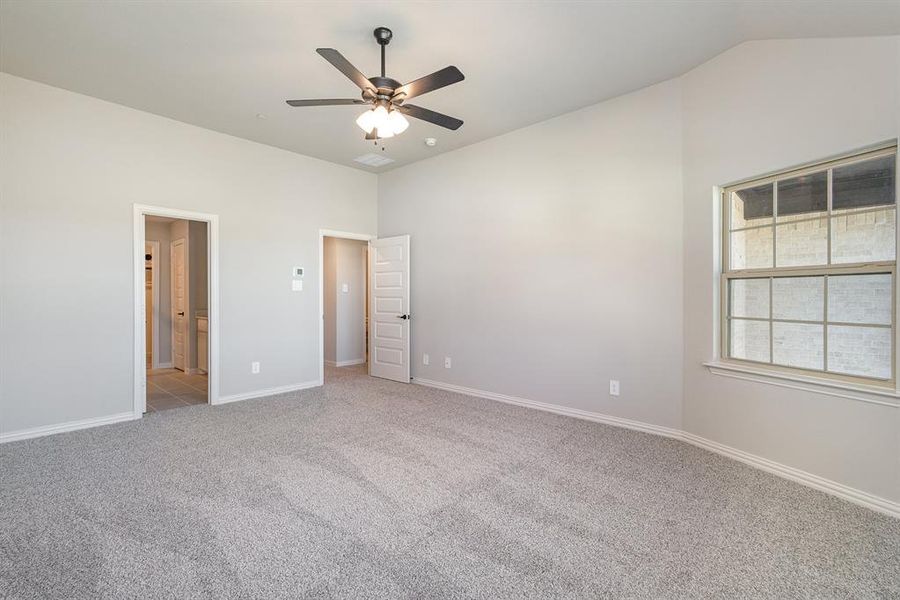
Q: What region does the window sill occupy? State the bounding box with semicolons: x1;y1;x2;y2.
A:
702;361;900;408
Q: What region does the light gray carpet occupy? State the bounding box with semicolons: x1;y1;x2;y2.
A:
1;365;898;599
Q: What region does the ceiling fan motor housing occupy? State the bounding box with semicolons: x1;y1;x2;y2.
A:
368;76;402;99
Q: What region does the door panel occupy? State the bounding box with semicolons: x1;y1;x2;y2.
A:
369;235;409;383
145;243;153;367
172;238;187;371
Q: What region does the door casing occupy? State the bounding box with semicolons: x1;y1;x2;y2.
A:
133;204;219;416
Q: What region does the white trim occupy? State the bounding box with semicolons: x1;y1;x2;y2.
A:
680;431;900;518
325;358;367;368
145;240;161;369
134;204;220;418
318;229;375;385
412;377;900;518
704;361;900;407
1;412;138;444
214;380;321;405
413;377;682;439
155;361;174;369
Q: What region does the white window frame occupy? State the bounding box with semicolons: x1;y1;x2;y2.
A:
720;144;898;389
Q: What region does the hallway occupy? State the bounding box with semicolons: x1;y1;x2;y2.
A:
146;368;208;412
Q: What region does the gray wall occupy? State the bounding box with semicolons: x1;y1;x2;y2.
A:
379;78;685;429
378;36;900;504
323;237;338;364
188;219;208;370
0;73;376;433
680;37;900;503
323;237;367;365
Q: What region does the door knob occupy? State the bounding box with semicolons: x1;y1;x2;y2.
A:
178;312;185;316
396;314;409;320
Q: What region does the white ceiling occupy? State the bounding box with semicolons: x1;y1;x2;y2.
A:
2;1;898;172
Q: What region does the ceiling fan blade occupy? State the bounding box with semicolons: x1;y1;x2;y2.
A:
316;48;377;93
395;104;463;130
286;99;367;107
392;66;464;101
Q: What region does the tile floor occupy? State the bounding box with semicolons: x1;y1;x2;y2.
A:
146;368;208;413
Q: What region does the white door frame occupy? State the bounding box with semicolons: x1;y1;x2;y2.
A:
318;229;375;385
134;205;220;416
145;240;161;369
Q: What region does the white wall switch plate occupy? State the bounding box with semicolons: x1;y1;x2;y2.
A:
609;380;620;396
292;280;303;291
251;361;260;374
341;283;349;293
444;357;452;369
423;353;430;366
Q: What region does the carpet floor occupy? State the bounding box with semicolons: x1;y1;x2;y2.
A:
1;365;898;599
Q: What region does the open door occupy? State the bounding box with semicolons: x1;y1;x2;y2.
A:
369;235;410;382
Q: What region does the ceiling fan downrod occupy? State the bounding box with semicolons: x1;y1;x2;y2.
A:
374;27;392;79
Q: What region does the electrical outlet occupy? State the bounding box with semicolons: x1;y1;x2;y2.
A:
444;357;452;369
423;353;430;366
609;380;620;396
251;361;260;374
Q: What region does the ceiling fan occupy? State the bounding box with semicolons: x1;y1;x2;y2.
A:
286;27;464;140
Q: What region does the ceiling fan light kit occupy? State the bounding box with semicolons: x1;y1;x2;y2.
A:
286;26;464;141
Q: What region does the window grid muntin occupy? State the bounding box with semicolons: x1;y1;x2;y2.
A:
722;145;897;386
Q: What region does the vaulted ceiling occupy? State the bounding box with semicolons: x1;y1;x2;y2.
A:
2;1;898;171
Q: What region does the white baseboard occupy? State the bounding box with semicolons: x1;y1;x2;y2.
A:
155;361;174;369
0;412;138;444
413;377;682;440
413;377;900;519
325;359;366;368
214;380;322;405
679;432;900;518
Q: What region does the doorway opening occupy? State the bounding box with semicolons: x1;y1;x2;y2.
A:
318;230;410;385
144;215;209;411
134;205;219;417
322;234;370;382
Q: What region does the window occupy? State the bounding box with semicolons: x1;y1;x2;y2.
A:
722;145;897;386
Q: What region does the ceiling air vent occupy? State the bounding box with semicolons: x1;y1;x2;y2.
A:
354;153;395;167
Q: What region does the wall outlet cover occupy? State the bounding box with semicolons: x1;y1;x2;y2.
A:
423;353;430;365
609;380;620;396
252;361;260;374
444;357;452;369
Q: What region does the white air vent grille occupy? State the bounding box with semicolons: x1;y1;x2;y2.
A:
354;153;395;167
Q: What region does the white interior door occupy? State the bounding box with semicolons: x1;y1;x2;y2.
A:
369;235;410;382
145;242;153;367
172;238;187;371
